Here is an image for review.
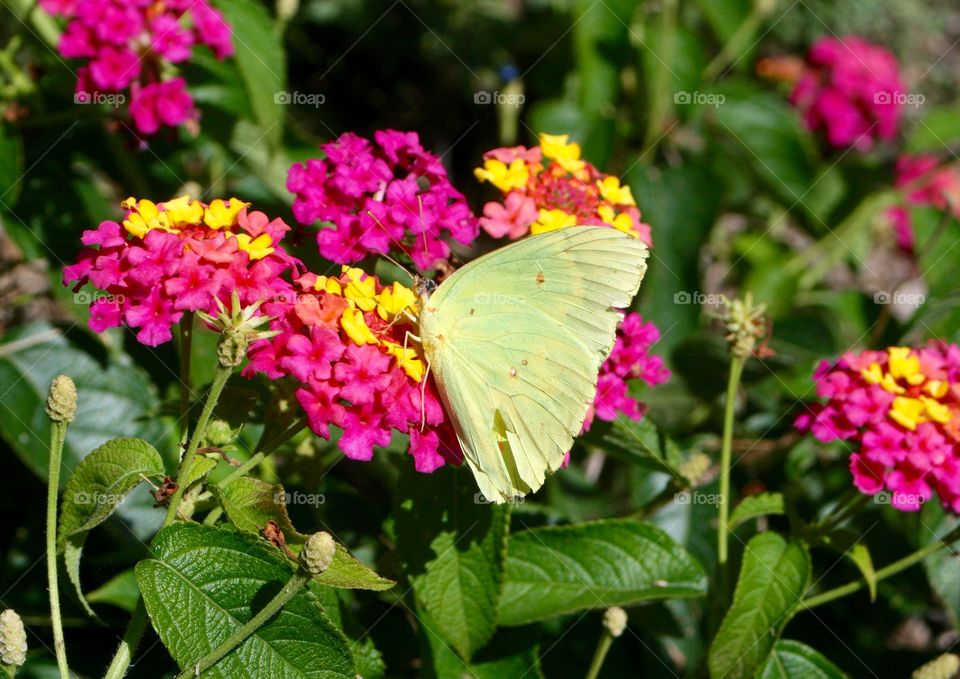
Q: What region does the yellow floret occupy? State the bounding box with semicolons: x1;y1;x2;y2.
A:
341;307;380;346
234;233;275;260
473;158;529;192
530;208;578;235
597;176;636;206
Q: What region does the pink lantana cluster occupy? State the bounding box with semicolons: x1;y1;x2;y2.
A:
42;0;233;135
788;36;904;150
245;268;461;472
286;130;479;271
474;133;653;246
64;196;299;346
886;154;960;253
584;313;670;431
796;344;960;513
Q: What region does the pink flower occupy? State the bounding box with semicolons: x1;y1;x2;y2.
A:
582;312;670;432
479;192;539;240
884;154;960;253
129;78;196;135
287;130;480;271
789;36;904;150
65;197;300;347
47;0;233;136
797;343;960;513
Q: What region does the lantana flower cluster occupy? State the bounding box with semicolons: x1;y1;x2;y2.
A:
42;0;234;135
64;196;298;346
796;344;960;513
245;268;461;472
585;313;671;431
474;133;652;246
787;36;904;150
886;154;960;253
286;130;479;271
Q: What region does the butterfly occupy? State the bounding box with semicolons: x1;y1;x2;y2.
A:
415;225;648;503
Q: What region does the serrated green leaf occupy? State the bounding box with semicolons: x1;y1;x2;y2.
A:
729;492;786;531
922;510;960;627
86;569;140;613
136;523;355;678
708;532;811;679
57;437;164;616
595;417;684;477
498;519;707;626
396;466;509;661
216;476;307;543
316;545;395;591
180;455;218;490
758;640;847;679
214;0;285;149
819;529;876;602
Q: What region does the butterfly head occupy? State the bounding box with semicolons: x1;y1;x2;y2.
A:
414;275;437;301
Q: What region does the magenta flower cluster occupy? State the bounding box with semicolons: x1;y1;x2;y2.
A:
796;344;960;513
789;36;904;150
584;312;671;431
886;154;960;253
43;0;234;135
286;130;479;270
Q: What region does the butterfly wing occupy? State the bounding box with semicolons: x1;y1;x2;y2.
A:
419;226;648;503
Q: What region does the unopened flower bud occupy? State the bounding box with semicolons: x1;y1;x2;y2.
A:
721;293;769;359
45;374;77;423
299;531;336;575
602;606;627;638
678;452;712;487
205;419;236;448
913;653;960;679
199;293;278;368
0;609;27;667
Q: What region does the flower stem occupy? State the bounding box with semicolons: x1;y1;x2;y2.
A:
46;419;70;679
717;355;745;574
178;312;194;441
174;571;311;679
102;600;148;679
584;629;615;679
802;524;960;610
164;363;233;526
217;418;306;490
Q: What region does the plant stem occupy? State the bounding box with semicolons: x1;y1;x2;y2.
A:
46;420;70;679
802;524;960;610
164;363;233;526
178;312;194;442
216;418;306;490
717;356;745;573
584;628;615;679
174;571;311;679
102;600;148;679
813;491;871;536
702;2;766;81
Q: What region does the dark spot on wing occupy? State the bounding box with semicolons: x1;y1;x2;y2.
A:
536;271;545;286
470;308;475;315
521;359;528;366
509;367;518;378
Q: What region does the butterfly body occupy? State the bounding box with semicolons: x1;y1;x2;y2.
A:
417;226;648;503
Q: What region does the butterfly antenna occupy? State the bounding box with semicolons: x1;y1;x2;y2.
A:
417;195;428;264
365;210;416;281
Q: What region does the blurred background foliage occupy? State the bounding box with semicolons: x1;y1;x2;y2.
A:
2;0;960;676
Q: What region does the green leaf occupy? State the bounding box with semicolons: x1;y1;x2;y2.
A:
214;0;286;149
922;509;960;627
217;476;307;543
0;122;24;207
180;455;219;490
594;416;685;477
498;519;708;626
136;523;355;678
420;607;544;679
708;532;811;679
395;466;509;661
818;529;877;602
729;493;786;531
757;640;847;678
0;323;175;483
86;569;140;613
57;437;164;615
218;477;394;591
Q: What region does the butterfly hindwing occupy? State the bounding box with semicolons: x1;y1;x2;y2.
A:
420;226;649;502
